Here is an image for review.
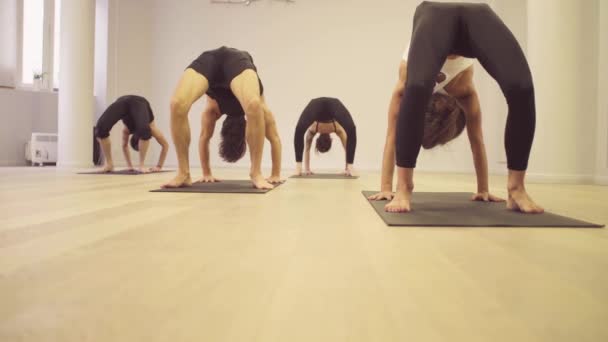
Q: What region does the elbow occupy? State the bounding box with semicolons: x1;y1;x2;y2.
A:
468;135;485;148
200;133;211;142
392;86;405;99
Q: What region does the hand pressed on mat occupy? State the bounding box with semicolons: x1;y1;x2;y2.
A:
368;191;395;201
195;174;220;183
471;192;505;202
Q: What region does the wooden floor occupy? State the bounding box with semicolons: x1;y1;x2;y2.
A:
0;167;607;342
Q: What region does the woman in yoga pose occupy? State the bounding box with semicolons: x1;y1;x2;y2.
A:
293;97;357;176
95;95;169;173
163;46;282;189
369;1;543;214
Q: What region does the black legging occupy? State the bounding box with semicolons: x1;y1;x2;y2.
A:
95;95;154;140
396;1;535;171
294;97;357;164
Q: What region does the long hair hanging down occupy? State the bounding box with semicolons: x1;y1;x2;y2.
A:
421;93;466;149
219;116;247;162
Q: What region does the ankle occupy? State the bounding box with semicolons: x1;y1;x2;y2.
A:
250;172;263;179
508;183;525;194
397;183;414;193
177;170;191;178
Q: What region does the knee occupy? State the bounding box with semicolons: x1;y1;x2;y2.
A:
94;126;110;140
503;77;534;98
170;96;190;116
244;97;263;118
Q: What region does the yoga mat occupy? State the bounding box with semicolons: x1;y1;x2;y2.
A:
151;180;282;194
290;174;359;179
362;191;603;228
78;169;173;175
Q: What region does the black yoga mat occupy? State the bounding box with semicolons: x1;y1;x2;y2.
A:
150;180;283;194
78;169;173;175
290;174;359;179
362;191;603;228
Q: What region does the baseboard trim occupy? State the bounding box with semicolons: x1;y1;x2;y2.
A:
594;175;608;185
0;160;27;166
56;162;95;168
524;173;595;184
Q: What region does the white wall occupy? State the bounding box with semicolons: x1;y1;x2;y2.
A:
102;0;519;174
0;89;58;165
102;0;605;184
95;0;109;118
103;0;156;165
0;0;17;87
527;0;599;183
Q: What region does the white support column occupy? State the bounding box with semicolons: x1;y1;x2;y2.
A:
595;0;608;185
95;0;109;120
527;0;599;183
57;0;95;168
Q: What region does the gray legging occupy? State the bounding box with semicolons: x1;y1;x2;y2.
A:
397;1;535;171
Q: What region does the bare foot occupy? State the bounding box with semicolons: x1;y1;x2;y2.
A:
341;170;357;177
162;172;192;188
507;189;544;214
471;192;505;202
251;175;274;190
102;165;114;173
343;165;357;177
384;190;412;213
266;175;284;184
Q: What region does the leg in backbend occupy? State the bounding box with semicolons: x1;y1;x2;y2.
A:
162;68;209;188
387;2;460;212
463;4;543;213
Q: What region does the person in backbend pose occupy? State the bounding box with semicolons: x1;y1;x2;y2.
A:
369;1;543;214
95;95;169;173
163;46;282;189
293;97;357;176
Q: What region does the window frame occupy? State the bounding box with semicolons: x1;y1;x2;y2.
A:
16;0;60;91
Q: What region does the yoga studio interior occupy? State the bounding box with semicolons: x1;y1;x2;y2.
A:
1;0;607;341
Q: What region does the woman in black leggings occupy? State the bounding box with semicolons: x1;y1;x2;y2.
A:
293;97;357;176
371;1;543;214
95;95;169;173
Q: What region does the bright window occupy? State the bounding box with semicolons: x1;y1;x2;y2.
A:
21;0;44;84
19;0;61;89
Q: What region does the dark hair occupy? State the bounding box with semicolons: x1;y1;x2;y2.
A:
130;134;140;151
422;93;466;149
315;133;332;154
219;116;247;163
